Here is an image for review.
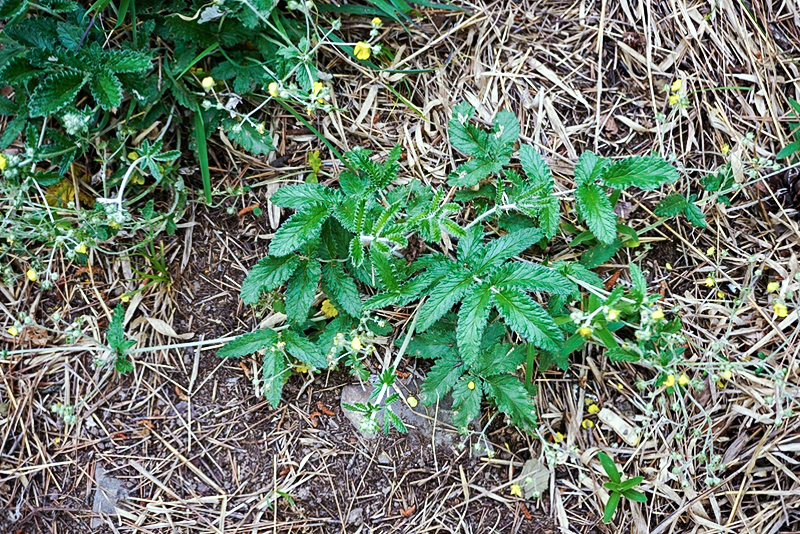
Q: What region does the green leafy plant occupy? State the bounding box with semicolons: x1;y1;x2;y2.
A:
777;98;800;161
597;451;647;523
220;101;687;434
104;303;136;373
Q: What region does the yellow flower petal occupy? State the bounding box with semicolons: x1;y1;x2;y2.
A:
201;76;215;92
704;276;715;288
606;309;619;322
719;370;732;381
668;94;680;106
321;299;339;318
678;373;690;386
553;431;564;443
26;269;38;282
774;302;788;318
372;17;382;26
8;326;19;337
0;153;6;171
351;336;363;351
578;326;593;338
651;308;665;321
510;484;523;498
354;41;371;60
75;243;87;254
582;419;594;429
406;395;418;408
767;281;780;293
670;78;683;93
587;404;599;415
313;81;324;95
664;374;676;388
268;82;279;97
467;380;476;390
120;294;130;303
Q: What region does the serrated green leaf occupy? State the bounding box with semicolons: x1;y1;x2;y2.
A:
489;262;575;295
484;374;537;430
574;151;607;186
384;408;407;433
629;263;646;303
416;264;474;332
321;263;361;317
240;255;299;305
457;224;484;265
448;102;487;157
271;183;341;208
29;70;86;117
285;259;321;325
452;378;482;429
115;356;134;374
349;236;364;267
107;303;135;356
448;157;505;187
683;202;707;228
405;328;457;360
606;347;640;362
493;288;561;351
487;110;519;155
420;351;462;404
261;347;287;408
105;49;152;73
225;120;274;156
281;329;326;368
217;328;278;358
580;239;622;269
269;204;332;256
603;156;679;190
575;183;617;244
370;249;398;291
654;194;688;217
89;70;123;110
473;227;543;274
456;282;493;366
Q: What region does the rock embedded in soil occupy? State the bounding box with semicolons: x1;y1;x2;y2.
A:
91;465;130;528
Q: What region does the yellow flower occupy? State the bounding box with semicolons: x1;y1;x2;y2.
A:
665;262;673;271
312;81;324;95
75;243;87;254
716;290;725;299
127;151;139;161
372;17;382;26
321;299;339;318
120;294;130;303
467;380;476;390
351;336;363;351
606;309;619;322
296;363;309;373
774;302;788;318
704;276;715;288
26;269;38;282
651;308;665;321
668;94;680;106
268;82;279;97
721;143;730;155
587;404;599;415
0;153;7;171
8;326;19;337
767;281;780;293
706;246;715;256
678;374;690;386
201;77;215;92
406;395;418;408
354;41;371;60
553;431;564;443
719;370;733;381
582;419;594;429
664;374;676;388
670;78;683;93
578;326;593;338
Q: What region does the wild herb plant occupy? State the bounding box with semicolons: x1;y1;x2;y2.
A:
219;101;686;434
597;451;647;523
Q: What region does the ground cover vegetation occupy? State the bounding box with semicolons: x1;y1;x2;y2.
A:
2;0;800;532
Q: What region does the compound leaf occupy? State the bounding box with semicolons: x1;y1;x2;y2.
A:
420;351;463;404
321;263;361;317
654;194;688;217
281;329;326;368
271;183;341;209
416;264;474;332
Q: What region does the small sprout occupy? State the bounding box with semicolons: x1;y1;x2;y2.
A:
26;269;38;282
767;281;780;293
588;404;600;415
353;41;371;60
663;374;676;388
321;299;339;318
509;484;523;498
774;302;788;318
201;76;215;92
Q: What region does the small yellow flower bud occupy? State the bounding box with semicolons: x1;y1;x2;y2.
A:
719;370;733;381
704;276;715;288
578;326;593;338
372;17;382;26
553;431;564;443
8;326;19;337
587;404;599;415
767;281;780;293
201;77;215;92
467;380;476;390
353;41;371;60
407;395;418;408
651;308;665;321
668;93;680;106
509;484;523;498
582;419;594;429
706;246;715;256
321;299;339;318
606;309;619;322
721;143;730;155
774;302;788;318
670;78;683;93
678;374;690;386
75;243;87;254
716;290;725;299
0;153;6;171
296;363;309;373
665;262;673;271
312;81;324;95
120;294;130;303
268;82;279;97
664;374;676;388
26;269;38;282
127;151;139;161
351;336;363;351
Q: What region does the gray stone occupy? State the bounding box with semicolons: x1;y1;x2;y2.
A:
347;507;364;526
91;465;130;528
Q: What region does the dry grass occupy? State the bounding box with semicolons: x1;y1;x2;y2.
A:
2;0;800;532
